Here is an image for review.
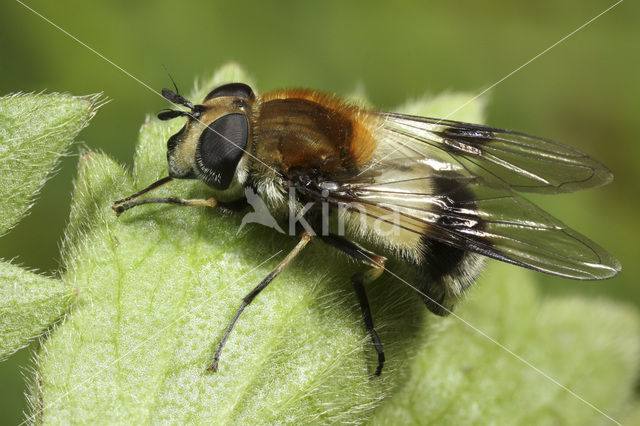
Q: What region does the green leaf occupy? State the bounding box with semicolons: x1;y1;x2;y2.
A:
0;92;99;359
395;91;486;124
33;151;425;423
0;92;102;236
370;263;640;424
0;262;74;359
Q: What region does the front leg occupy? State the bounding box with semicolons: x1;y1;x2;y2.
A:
112;196;218;216
111;176;218;216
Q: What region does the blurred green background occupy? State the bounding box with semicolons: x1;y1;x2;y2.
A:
0;0;638;423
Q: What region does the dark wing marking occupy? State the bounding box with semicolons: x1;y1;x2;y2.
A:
304;161;620;280
378;112;613;194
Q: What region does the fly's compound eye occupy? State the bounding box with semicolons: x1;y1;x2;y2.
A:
204;83;255;102
195;113;249;190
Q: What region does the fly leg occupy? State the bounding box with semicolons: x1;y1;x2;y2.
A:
113;176;173;205
113;196;218;216
111;176;219;216
208;231;313;372
320;234;387;376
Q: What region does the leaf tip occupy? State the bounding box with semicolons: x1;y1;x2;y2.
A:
83;92;110;119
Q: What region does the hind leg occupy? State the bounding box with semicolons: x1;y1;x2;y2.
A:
320;234;387;376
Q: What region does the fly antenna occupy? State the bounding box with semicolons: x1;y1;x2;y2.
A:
162;64;181;96
160;65;194;110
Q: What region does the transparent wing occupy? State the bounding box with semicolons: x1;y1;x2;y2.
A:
377;112;613;193
322;160;620;280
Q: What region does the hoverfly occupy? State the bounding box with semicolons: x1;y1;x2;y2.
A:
113;82;620;376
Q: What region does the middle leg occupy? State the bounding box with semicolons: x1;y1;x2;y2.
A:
208;231;313;372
